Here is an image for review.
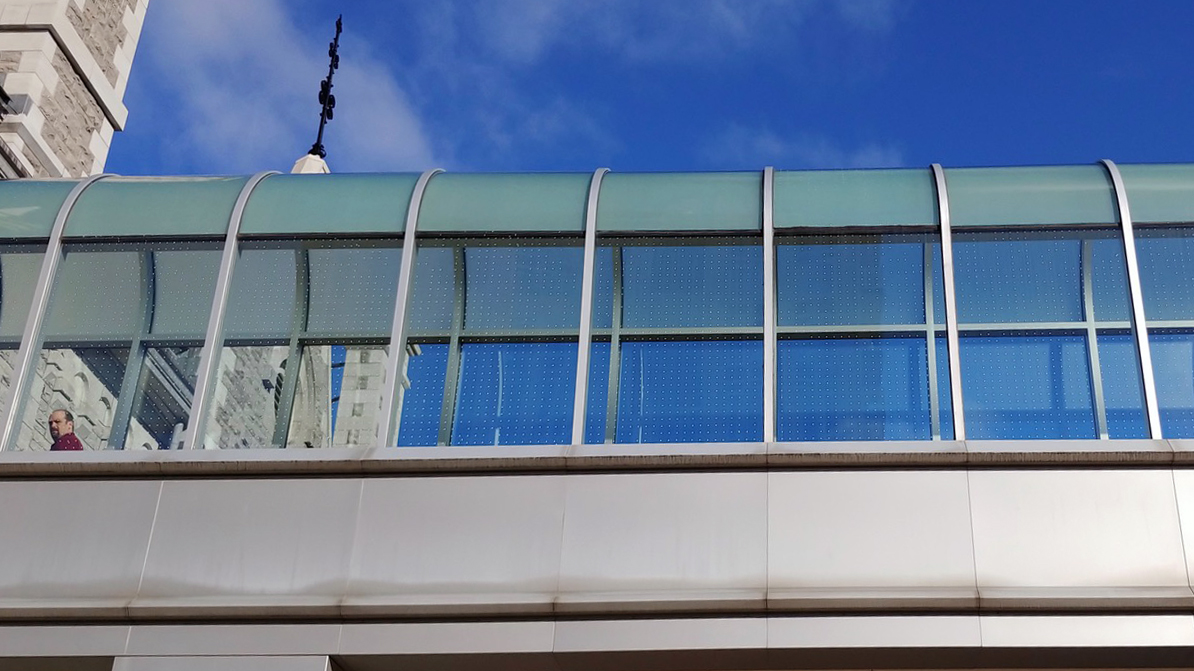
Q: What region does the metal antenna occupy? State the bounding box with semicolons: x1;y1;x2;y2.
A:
308;15;342;158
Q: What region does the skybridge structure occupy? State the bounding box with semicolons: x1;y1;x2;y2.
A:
1;162;1194;670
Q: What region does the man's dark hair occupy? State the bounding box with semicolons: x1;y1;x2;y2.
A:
52;408;73;423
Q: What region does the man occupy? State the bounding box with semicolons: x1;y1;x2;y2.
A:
48;409;83;451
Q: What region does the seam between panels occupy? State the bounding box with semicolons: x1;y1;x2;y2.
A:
131;480;166;617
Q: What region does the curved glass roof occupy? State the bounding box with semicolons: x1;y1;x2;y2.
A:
241;173;419;235
64;176;249;238
0;180;78;239
774;168;936;229
944;165;1117;227
0;164;1191;239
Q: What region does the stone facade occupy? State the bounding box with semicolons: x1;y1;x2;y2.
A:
0;0;149;177
65;0;137;88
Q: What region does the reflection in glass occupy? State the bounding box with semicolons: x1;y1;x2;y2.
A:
453;342;576;445
779;336;930;441
959;334;1095;440
125;346;203;450
18;347;130;450
616;340;762;443
206;345;289;449
296;344;389;448
397;342;448;446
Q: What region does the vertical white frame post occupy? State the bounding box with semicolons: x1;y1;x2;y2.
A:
181;171;275;450
931;164;966;441
571;168;607;445
762;167;776;443
380;168;442;448
0;174;109;451
1102;159;1163;438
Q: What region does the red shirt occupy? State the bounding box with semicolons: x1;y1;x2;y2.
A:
50;433;84;451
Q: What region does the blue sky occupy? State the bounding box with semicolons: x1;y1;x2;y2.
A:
107;1;1194;176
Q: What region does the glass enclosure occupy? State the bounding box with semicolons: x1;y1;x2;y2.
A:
1;164;1193;451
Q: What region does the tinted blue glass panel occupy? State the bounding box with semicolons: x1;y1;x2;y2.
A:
397;342;448;446
777;238;925;326
1098;333;1148;439
959;333;1095;439
1092;237;1131;322
1149;332;1194;438
592;247;613;330
931;246;945;325
585;342;610;443
936;334;954;440
622;244;762;328
616;340;762;443
954;233;1082;323
1137;228;1194;321
464;246;582;330
452;342;576;445
777;336;930;441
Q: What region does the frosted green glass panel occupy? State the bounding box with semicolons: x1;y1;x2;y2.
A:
1119;164;1194;224
774;169;936;228
0;249;42;339
0;180;76;238
419;173;589;232
64;176;248;238
946;165;1116;227
43;249;142;339
597;172;761;232
240;173;417;235
223;247;296;339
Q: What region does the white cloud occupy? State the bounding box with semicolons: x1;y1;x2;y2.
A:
126;0;435;174
703;125;904;169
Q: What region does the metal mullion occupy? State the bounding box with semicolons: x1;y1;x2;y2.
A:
1102;159;1163;438
380;168;440;447
571;168;606;445
108;249;155;450
270;246;309;447
603;246;623;444
931;164;966;440
776;324;927;335
437;246;466;446
0;174;109;452
924;242;941;440
182;171;276;451
763;166;776;443
1082;239;1110;439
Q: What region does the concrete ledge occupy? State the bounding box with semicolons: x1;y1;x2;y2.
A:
0;440;1185;478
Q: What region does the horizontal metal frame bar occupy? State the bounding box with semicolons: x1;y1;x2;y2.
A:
597;235;762;247
416;235;583;248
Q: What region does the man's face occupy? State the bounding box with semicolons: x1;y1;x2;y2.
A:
48;411;73;440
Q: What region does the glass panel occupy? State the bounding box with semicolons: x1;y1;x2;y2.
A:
777;235;929;326
464;246;582;330
419;173;590;233
1150;332;1194;438
584;341;610;444
397;342;448;446
151;250;223;336
64;176;248;238
43;248;143;339
945;165;1117;227
124;346;202;450
399;240;583;446
778;336;930;441
937;334;954;440
616;340;762;443
1098;333;1148;439
286;345;389;448
406;247;454;333
597;172;762;232
621;243;762;329
774;168;937;229
16;347;129;450
306;245;402;337
0;180;77;238
954;231;1083;323
959;333;1095;440
239;173;418;235
223;246;296;340
1092;237;1131;322
205;345;289;449
1137;227;1194;321
452;342;576;446
1118;164;1194;224
0;247;44;339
